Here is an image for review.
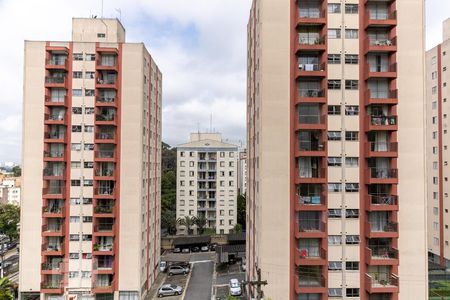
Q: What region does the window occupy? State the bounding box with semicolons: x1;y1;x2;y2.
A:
346;288;359;297
345;54;358;64
328;157;342;166
432;86;437;94
431;56;437;65
72;125;82;132
70;216;80;223
71;180;81;186
434;237;440;245
328;261;342;271
346;209;359;218
83;253;92;259
69;271;79;278
180;151;185;157
345;4;358;14
70;198;81;205
345;80;358;90
71;143;81;151
82;234;92;241
72;107;82;114
345;131;359;141
433;222;439;230
345;235;360;244
81;271;91;278
328;131;341;141
220;152;225;157
345;157;358;167
86;71;95;79
328;54;341;64
328;288;342;297
433;131;438;139
433;192;438;199
328;29;341;39
71;162;81;168
83;198;92;204
72;89;82;97
346;262;359;270
119;292;139;300
85;125;94;132
432;101;437;109
85;89;95;96
73;53;83;61
345;105;359;115
85;107;95;114
189;161;195;167
70;234;80;241
345;29;358;39
328;80;341;90
328;105;341;115
328;3;341;13
73;71;82;78
97;33;106;38
328;183;342;192
85;54;96;61
432;71;438;80
432;116;437;124
328;209;342;218
84;144;94;151
230;152;234;157
328;235;342;245
433;177;438;185
345;183;359;192
83;180;93;186
434;207;439;215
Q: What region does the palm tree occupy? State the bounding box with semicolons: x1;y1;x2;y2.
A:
0;277;13;300
177;216;194;235
193;215;207;235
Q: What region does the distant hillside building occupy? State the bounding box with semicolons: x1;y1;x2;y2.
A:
176;133;238;234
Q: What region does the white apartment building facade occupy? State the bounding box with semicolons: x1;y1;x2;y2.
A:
176;133;238;234
237;150;247;195
20;18;161;300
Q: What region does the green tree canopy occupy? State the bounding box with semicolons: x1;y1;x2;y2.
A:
0;204;20;241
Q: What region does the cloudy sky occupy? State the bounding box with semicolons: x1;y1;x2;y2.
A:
0;0;447;163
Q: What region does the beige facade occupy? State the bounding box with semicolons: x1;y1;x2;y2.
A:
19;18;161;300
176;133;238;234
426;18;450;268
247;0;427;299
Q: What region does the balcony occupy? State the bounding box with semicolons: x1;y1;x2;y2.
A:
42;186;65;198
365;10;397;28
297;8;326;26
295;273;327;294
41;242;64;256
297;115;326;131
365;273;399;294
46;57;68;70
365;63;397;80
95;132;116;143
365;142;398;158
297;63;326;78
44;131;66;143
296;195;326;211
365;89;398;106
96;76;118;89
95;150;116;162
366;168;398;184
45;76;67;88
94;205;115;217
297;35;326;52
42;205;65;218
364;37;397;54
43;167;65;180
96;96;117;107
297;140;326;157
43;149;65;161
45;95;67;106
297;88;326;104
41;261;63;274
93;257;114;274
296;166;326;184
365;247;399;266
93;243;114;255
42;223;65;237
92;277;115;294
41;279;64;294
365;221;398;238
44;113;67;125
95;113;117;126
94;167;115;179
296;247;327;266
296;219;326;238
96;55;118;71
366;195;399;211
365;115;398;131
94;187;116;198
94;222;115;236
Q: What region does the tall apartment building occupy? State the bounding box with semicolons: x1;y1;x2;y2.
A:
19;18;162;300
426;19;450;269
246;1;427;299
237;150;248;195
176;133;238;234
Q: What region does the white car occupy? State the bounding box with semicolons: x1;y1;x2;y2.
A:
159;261;167;272
158;284;182;297
229;278;242;296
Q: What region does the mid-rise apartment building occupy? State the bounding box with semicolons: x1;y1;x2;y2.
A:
246;0;427;299
426;18;450;268
237;150;248;195
19;18;162;300
176;133;238;234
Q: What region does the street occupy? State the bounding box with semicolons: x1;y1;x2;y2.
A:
184;261;214;300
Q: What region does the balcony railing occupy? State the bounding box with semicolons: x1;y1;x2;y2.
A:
97;78;117;85
299;115;325;125
367;246;398;260
95;169;114;176
297;247;326;260
96;114;116;122
43;186;65;195
369;195;398;206
42;206;63;214
95;224;114;232
368;168;398;179
368;38;396;47
365;273;399;288
298;219;324;232
299;36;325;45
299;195;323;205
95;150;115;159
298;274;325;287
94;206;114;214
367;10;397;21
45;113;66;122
369;115;397;126
45;77;66;84
368;142;398;153
298;63;325;72
96;97;116;104
94;187;115;196
299;89;325;98
43;168;65;177
41;262;63;271
299;168;325;179
42;223;64;233
93;244;113;252
298;9;324;19
299;141;325;152
367;89;398;100
44;132;66;140
42;243;63;252
41;280;63;289
96;133;115;140
46;58;67;66
368;221;398;233
44;151;65;158
367;63;397;74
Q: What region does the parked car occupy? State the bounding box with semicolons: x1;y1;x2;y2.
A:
201;245;209;252
209;243;217;251
229;278;242;296
168;265;190;276
158;284;183;297
159;261;167;272
191;246;200;252
181;248;190;253
173;247;181;253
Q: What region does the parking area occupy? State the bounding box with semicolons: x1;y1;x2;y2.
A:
146;269;190;300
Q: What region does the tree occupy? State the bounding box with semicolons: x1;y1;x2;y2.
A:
0;205;20;241
177;216;195;235
0;277;13;300
161;142;177;235
193;215;207;235
230;223;242;233
161;210;177;235
11;166;21;177
237;194;246;230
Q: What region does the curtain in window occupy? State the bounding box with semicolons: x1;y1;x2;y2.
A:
369;212;388;231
